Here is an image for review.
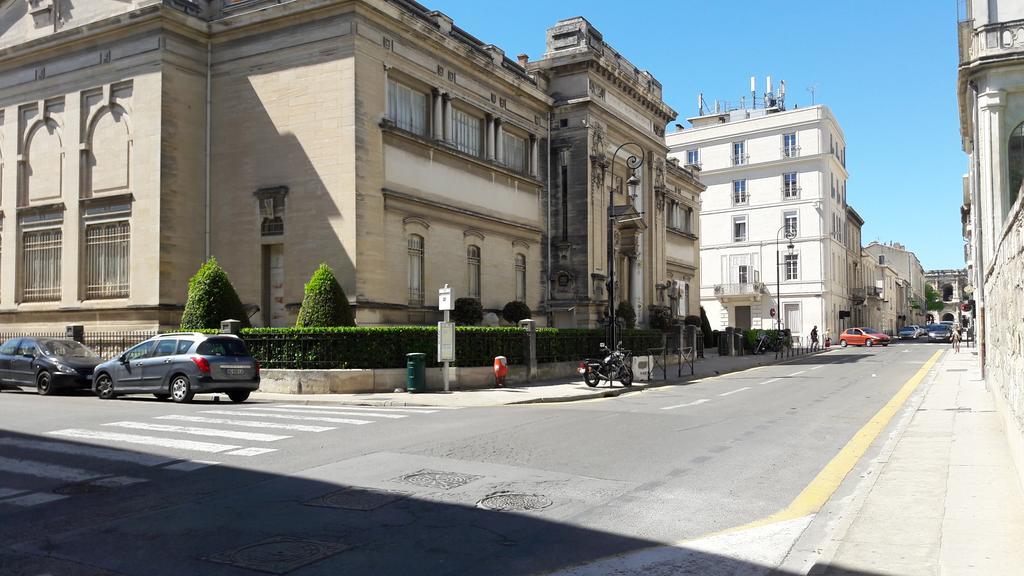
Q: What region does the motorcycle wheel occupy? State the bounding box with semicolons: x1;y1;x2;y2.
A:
618;366;633;387
583;369;600;388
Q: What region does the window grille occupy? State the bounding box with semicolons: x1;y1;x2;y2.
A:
453;108;482;156
387;78;427;136
408;234;424;305
515;254;526;302
85;221;130;299
467;245;481;300
22;229;62;302
259;196;285;236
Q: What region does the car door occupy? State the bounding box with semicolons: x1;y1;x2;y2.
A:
847;329;864;345
0;339;20;384
113;341;155;391
9;339;39;386
139;339;178;391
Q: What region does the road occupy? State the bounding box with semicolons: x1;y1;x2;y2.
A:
0;341;946;575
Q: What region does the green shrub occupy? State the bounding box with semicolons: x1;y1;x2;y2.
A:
501;301;532;324
700;307;714;344
180;257;249;330
296;264;354;327
452;298;483;325
648;305;673;331
616;301;636;329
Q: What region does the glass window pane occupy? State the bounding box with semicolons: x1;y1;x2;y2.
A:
22;229;62;302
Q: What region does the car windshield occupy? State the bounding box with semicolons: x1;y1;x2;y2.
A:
39;340;99;359
196;338;249;357
926;324;946;331
899;327;914;332
863;328;882;334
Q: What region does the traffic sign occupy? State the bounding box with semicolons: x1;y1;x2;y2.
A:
438;284;453;311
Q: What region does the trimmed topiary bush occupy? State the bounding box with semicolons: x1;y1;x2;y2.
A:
501;301;532;324
616;301;636;330
452;297;483;325
180;257;249;330
700;306;714;345
296;264;355;328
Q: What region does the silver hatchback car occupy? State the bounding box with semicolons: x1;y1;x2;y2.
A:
92;333;260;403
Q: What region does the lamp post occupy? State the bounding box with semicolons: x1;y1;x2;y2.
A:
775;224;797;331
606;142;645;348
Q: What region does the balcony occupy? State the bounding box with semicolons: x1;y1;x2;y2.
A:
959;18;1024;66
857;286;883;300
731;154;749;167
781;146;801;159
714;282;765;302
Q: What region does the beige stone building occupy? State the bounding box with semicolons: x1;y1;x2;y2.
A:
0;1;699;331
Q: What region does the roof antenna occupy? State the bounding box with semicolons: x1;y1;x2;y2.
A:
807;84;817;105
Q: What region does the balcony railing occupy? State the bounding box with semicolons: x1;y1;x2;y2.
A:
714;282;765;298
782;146;800;158
959;18;1024;65
857;286;883;299
731;154;749;166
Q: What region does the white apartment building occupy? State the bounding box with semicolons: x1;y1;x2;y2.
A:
667;98;853;343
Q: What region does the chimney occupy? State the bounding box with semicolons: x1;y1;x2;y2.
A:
517;53;529;67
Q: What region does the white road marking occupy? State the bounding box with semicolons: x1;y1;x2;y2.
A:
788;370;807;376
661;399;710;410
0;437;174;467
0;488;29;499
2;492;68;507
0;456;103;483
719;387;751;397
156;414;334;432
272;404;438;414
162;460;219;472
808;366;824;370
103;421;290;442
225;447;276;457
49;429;241;454
202;410;373;425
89;476;147;488
761;378;782;385
244;407;407;419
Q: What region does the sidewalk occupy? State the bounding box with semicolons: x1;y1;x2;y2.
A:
807;349;1024;575
251;348;824;408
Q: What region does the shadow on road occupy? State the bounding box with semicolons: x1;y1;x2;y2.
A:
775;353;868;365
0;428;894;576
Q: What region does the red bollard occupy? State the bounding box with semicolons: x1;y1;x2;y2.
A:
493;356;508;387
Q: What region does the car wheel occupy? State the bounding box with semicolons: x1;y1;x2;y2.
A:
840;339;848;348
36;371;54;396
95;374;116;400
170;375;195;404
153;393;171;401
227;391;250;403
866;339;873;348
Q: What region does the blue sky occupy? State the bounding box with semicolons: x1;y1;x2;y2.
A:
427;0;964;270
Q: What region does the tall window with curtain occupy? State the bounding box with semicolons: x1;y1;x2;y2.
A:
407;234;424;306
502;132;528;174
85;221;130;299
515;254;526;302
22;228;62;302
387;78;427;136
467;245;481;300
453;108;482;156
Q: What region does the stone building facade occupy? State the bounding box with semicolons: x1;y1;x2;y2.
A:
0;1;698;331
957;1;1024;483
924;269;968;325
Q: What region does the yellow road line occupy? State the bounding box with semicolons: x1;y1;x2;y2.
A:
696;348;943;537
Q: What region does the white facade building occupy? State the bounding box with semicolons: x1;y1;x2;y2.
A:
667;101;854;343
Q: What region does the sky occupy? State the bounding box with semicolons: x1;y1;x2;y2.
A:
427;0;965;270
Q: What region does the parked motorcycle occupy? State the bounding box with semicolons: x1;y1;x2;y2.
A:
578;342;633;388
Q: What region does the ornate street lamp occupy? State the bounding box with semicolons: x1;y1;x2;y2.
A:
776;225;796;331
606;142;645;347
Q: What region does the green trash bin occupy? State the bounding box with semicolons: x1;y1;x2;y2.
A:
406;352;426;393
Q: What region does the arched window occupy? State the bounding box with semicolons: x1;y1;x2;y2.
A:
467;245;481;300
1010;121;1024;212
407;235;424;306
515;254;526;302
942;283;954;302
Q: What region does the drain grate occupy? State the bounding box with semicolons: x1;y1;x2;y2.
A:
206;536;347;575
395;469;482;490
477;492;553;512
304;487;408;511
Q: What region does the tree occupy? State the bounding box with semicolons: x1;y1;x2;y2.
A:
616;301;636;330
452;297;483;325
180;257;249;330
924;284;945;313
699;306;714;345
296;264;355;327
501;301;532;324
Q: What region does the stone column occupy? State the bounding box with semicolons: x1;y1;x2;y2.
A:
485;114;494;160
494;118;504;164
432;89;443;140
0;105;13;307
979;90;1004;263
442;93;452;143
529;134;539;177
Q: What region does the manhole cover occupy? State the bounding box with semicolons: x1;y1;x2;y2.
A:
304;487;408;511
477;492;553;512
396;469;482;490
206;536;347;575
52;483;110;496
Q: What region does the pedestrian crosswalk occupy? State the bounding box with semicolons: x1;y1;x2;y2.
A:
0;403;455;510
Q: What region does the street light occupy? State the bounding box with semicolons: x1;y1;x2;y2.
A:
606;142;645;348
776;224;796;331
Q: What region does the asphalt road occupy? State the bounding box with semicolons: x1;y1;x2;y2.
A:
0;341;947;576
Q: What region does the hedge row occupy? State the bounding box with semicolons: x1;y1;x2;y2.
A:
236;326;663;370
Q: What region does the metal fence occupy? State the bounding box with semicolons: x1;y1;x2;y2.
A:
0;331;155;361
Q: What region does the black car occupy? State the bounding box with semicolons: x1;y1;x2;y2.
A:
925;324;952;343
0;337;103;395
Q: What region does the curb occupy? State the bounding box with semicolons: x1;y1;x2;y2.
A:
251;349;829;408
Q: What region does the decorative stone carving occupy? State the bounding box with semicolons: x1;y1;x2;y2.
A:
654;156;665;189
590;120;606;162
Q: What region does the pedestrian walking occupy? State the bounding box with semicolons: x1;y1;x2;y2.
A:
810;326;819;351
951;324;961;354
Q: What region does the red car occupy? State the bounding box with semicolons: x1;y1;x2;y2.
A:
839;327;891;348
